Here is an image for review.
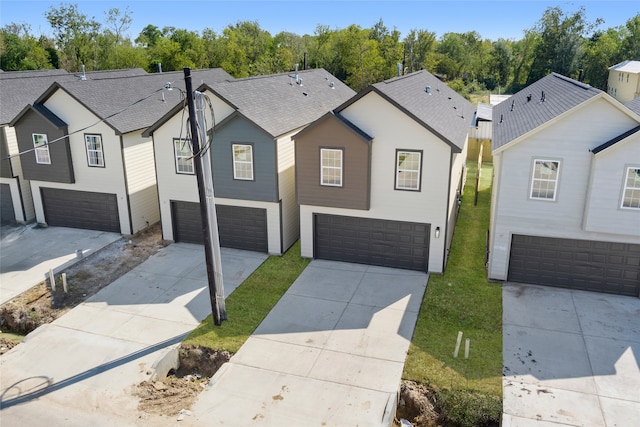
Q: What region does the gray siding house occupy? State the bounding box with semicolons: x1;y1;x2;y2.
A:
489;73;640;297
144;68;355;254
10;69;231;235
294;70;473;273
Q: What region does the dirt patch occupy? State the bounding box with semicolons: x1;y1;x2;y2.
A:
0;224;168;339
395;380;442;427
134;345;232;417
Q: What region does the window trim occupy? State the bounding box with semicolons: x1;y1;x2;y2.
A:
84;133;105;168
394;149;423;191
620;165;640;210
173;138;195;175
529;158;560;201
232;143;254;181
320;147;344;187
32;133;51;165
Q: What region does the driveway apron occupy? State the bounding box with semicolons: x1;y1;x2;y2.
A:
0;243;267;426
188;259;428;427
502;283;640;427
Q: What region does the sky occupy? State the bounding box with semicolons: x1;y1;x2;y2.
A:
1;0;638;42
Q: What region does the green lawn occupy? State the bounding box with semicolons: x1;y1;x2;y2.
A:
403;161;503;426
183;240;310;353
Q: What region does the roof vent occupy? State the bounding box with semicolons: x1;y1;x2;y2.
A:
80;64;86;81
158;62;162;73
329;81;335;89
510;99;514;111
540;91;546;103
526;94;532;102
500;114;503;124
425;85;431;95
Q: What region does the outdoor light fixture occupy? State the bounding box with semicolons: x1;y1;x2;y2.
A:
435;227;440;238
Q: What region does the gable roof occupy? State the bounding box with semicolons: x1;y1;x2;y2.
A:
293;111;373;143
204;69;355;137
609;60;640;74
0;68;148;126
10;103;67;129
335;70;473;152
492;73;603;151
35;69;232;135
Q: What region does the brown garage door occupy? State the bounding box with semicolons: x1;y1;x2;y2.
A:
171;201;268;252
0;184;16;225
508;234;640;297
314;214;429;271
41;188;120;233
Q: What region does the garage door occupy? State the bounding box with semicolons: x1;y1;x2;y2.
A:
314;214;429;271
508;234;640;297
41;188;120;233
171;201;268;252
1;184;16;225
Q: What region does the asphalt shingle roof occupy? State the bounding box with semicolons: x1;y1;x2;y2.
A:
206;69;356;137
337;70;473;152
492;73;602;151
0;68;148;126
38;69;232;134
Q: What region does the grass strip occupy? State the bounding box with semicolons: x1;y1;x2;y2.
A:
183;240;310;353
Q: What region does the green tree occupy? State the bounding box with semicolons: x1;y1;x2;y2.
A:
136;24;162;47
620;14;640;59
582;28;623;89
45;2;101;71
403;29;437;73
0;24;53;70
487;39;513;90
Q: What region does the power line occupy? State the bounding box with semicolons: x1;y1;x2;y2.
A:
1;86;168;162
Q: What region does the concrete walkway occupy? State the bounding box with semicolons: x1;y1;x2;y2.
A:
185;260;428;427
0;224;121;304
502;283;640;427
0;243;267;425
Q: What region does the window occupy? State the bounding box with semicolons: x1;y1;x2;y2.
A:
395;150;422;191
85;134;104;167
320;148;343;186
174;138;194;174
530;159;560;200
622;167;640;209
233;144;253;180
33;133;51;164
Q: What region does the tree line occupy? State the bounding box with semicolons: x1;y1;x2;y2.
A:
1;3;639;95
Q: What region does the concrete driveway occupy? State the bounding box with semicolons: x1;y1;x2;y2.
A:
502;283;640;427
187;260;428;427
0;224;121;304
0;243;267;425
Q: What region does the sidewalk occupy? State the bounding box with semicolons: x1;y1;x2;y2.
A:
0;243;267;425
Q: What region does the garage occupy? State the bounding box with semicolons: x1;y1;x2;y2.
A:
171;200;268;252
41;188;120;233
1;184;16;225
314;214;430;271
508;234;640;297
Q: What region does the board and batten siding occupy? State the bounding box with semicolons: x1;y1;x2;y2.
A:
276;129;301;253
584;135;640;236
34;90;130;233
301;91;452;273
488;97;640;280
122;133;160;233
0;126;34;222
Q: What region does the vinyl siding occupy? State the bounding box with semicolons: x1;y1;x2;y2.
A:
211;117;278;202
122;133;160;232
277;129;300;253
584;135;640;236
1;126;34;222
301;92;452;273
0;127;12;178
488;97;640;280
34;90;130;233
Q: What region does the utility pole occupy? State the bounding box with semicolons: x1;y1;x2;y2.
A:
184;67;226;326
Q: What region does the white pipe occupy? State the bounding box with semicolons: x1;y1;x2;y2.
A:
453;331;463;358
465;338;470;359
62;273;68;293
49;268;56;291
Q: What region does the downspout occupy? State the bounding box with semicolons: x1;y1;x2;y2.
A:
119;134;134;234
442;150;454;273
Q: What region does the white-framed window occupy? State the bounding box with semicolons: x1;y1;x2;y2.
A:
85;134;104;167
621;166;640;209
174;138;194;174
232;144;254;180
395;150;422;191
320;148;343;186
32;133;51;164
530;159;560;200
